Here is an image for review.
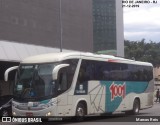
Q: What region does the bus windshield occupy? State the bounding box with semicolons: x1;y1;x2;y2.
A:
13;63;58;101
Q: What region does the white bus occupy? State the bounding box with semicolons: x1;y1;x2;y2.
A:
4;52;154;119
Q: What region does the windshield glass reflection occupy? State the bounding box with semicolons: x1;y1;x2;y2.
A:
14;63;57;101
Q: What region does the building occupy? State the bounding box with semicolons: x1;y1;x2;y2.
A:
93;0;124;56
0;0;124;96
154;67;160;90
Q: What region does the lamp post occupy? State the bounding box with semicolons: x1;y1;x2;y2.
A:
59;0;63;52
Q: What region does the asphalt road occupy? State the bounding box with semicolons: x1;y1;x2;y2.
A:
1;102;160;125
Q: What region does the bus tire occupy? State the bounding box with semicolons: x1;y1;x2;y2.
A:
132;99;140;115
75;103;86;121
125;99;140;115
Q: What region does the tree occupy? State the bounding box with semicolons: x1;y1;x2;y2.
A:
124;39;160;67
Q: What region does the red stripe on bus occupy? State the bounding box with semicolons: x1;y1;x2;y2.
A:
108;59;118;62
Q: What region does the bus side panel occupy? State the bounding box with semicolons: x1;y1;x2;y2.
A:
57;93;72;116
100;81;150;113
72;95;89;115
88;81;106;114
100;81;126;113
71;80;153;116
115;92;153;112
72;81;106;115
144;79;154;107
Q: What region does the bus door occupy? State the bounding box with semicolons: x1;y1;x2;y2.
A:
56;67;70;116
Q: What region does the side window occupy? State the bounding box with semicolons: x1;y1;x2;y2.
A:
62;59;78;88
57;68;68;91
129;65;138;81
77;61;88;83
127;65;153;82
94;61;103;80
76;60;153;82
57;59;78;94
145;66;153;81
77;60;94;84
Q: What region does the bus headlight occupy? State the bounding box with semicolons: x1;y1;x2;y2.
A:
46;112;51;116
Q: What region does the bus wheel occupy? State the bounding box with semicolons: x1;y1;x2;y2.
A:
132;99;140;115
125;99;140;115
75;103;86;121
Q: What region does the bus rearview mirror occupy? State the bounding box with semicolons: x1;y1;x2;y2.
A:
4;66;19;82
52;64;69;80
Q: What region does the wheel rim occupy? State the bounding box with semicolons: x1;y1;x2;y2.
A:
77;107;84;116
134;102;139;113
135;105;139;113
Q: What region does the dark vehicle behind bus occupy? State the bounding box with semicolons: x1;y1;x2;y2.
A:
0;95;12;116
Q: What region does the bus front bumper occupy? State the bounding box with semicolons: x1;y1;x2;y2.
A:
12;105;57;117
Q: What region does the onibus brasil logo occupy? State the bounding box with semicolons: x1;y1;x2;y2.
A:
110;82;126;101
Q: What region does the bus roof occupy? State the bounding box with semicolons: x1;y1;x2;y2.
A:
21;52;153;66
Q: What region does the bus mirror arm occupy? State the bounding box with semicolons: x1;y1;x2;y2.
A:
4;66;19;82
52;64;69;80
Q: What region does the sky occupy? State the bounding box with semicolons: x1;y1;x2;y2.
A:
123;0;160;42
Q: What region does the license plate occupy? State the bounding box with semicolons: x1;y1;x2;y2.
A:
26;112;33;116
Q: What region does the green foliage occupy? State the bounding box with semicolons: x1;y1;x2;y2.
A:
124;39;160;67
